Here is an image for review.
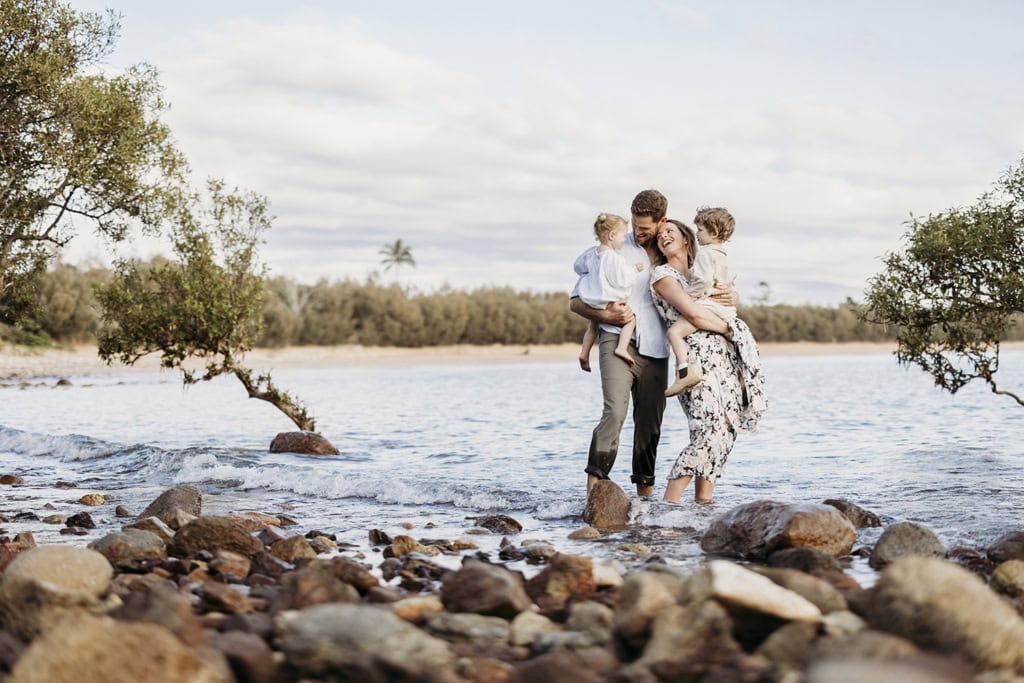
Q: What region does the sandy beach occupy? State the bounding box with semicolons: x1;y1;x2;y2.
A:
0;341;921;380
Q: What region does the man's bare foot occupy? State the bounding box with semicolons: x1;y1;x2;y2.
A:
579;355;591;372
636;484;654;497
614;348;636;367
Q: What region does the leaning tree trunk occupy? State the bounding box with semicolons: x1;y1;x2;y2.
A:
231;367;316;432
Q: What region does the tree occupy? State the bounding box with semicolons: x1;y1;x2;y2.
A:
1;0;185;325
379;239;415;274
862;156;1024;407
95;180;317;430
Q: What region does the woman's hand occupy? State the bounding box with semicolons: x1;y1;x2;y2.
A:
652;277;729;335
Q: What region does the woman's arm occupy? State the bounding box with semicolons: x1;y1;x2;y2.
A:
652;276;728;334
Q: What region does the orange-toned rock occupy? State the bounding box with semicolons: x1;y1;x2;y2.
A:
79;493;105;506
0;474;24;485
583;480;631;530
231;512;281;533
268;431;339;456
700;500;856;559
525;553;596;611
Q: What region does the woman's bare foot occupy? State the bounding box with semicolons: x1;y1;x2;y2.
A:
613;348;636;367
579;355;591;372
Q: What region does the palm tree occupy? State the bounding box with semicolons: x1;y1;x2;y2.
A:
379;239;416;274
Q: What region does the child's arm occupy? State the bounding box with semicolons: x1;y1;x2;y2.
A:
652;275;728;335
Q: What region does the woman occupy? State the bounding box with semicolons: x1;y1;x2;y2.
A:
650;219;766;503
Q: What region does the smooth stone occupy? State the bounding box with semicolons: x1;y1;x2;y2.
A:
440;557;531;619
582;480;631;529
700;500;857;559
138;485;202;521
268;431;339;455
991;559;1024;598
868;521;946;570
88;529;167;569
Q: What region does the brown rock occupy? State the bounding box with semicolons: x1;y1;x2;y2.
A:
268;431;339;455
210;549;252;582
230;511;281;533
508;651;605;683
700;500;856;559
208;630;277;683
79;493;105;506
108;582;206;647
201;582;254;614
138;485;202;521
568;526;602;540
0;474;24;485
250;550;291;578
441;558;532;619
582;480;631;529
475;515;523;534
392;595;445;624
991;559;1024;598
271;566;359;613
322;556;379;594
170;517;262;558
391;534;441;557
639;600;743;680
13;532;35;549
613;567;689;651
822;498;882;528
525;553;596;611
269;535;317;563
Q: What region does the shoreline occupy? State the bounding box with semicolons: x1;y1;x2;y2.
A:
3;341;1023;381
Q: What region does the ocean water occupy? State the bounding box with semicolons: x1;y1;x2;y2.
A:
2;349;1023;584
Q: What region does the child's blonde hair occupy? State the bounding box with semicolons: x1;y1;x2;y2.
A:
593;212;628;244
694;207;735;242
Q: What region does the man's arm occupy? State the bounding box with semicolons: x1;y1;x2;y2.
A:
569;296;634;326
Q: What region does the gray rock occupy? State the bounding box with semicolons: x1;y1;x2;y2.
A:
510;610;560;647
440;558;531;619
991;559;1024;598
822;498;882;528
752;566;848;614
869;521;946;570
806;655;973;683
424;612;510;648
639;600;743;680
276;603;457;681
138;485;202;521
766;547;843;573
583;480;632;529
207;630;277;683
754;620;818;670
700;500;856;559
613;566;690;650
123;516;175;543
88;529;167;569
508;651;606;683
811;629;920;660
987;530;1024;563
866;556;1024;673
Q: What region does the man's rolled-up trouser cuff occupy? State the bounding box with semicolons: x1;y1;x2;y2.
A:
630;474;655;487
584;464;609;480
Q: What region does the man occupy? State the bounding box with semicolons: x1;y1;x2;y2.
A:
570;189;735;498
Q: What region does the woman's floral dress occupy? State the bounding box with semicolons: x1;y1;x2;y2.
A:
650;264;767;482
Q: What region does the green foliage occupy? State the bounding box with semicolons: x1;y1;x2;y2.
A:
95;181;316;430
863;156;1024;406
1;0;186;325
378;239;415;273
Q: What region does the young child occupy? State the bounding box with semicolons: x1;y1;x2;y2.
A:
664;207;738;396
574;213;644;371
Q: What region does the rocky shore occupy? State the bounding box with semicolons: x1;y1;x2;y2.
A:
1;480;1024;683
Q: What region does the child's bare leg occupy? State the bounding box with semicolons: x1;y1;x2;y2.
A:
579;320;599;372
613;319;636;367
664;319;702;397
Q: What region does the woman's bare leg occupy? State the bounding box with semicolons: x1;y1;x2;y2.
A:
694;477;715;502
663;475;693;503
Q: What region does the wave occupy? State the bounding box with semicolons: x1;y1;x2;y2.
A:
0;425;121;461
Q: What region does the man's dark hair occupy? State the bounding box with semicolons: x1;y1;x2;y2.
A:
631;189;668;221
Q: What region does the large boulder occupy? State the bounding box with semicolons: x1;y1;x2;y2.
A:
268;431;339;456
440;557;531;619
865;556;1024;673
613;566;689;651
987;530;1024;563
868;521;946;570
0;546;113;639
88;529;167;569
137;485;202;522
170;517;262;558
700;500;856;559
8;614;228;683
276;603;457;680
525;553;596;611
638;600;743;680
582;480;632;529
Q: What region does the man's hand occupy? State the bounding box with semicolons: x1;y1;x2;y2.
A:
570;297;634;326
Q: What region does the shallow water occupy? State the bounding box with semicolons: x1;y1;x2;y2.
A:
2;349;1022;584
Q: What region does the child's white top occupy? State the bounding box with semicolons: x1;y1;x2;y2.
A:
689;244;736;319
573;245;640;308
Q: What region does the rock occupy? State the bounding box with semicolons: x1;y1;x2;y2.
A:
868;521;946;570
88;529;167;569
425;612;511;648
250;550;291;579
114;505;133;518
162;508;199;531
201;582;254;614
208;630;277;683
525;553;596;611
766;547;843;573
811;628;921;660
582;480;632;529
390;534;441;557
268;431;339;455
565;600;614;644
0;474;24;485
568;526;602;540
822;498;881;528
805;654;973;683
700;500;857;559
511;610;560;647
593;561;623;588
524;542;557;564
866;555;1024;673
123;516;175;543
230;511;281;533
60;526;88;536
276;603;456;680
754;620;818;670
475;515;523;534
8;614;229;683
322;556;379;594
271;566;359;613
440;558;532;619
79;493;104;506
695;561;822;622
257;525;287;546
987;530;1024;563
65;511;95;528
13;532;34;549
0;546;113;638
613;566;690;651
751;566;848;614
209;550;251;582
991;559;1024;598
639;600;743;680
508;651;605;683
170;517;262;558
42;514;67;524
138;485;202;522
108;582;205;646
269;535;317;563
368;528;392;545
392;595;445;624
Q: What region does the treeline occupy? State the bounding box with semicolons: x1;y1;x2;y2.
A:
5;261;1023;347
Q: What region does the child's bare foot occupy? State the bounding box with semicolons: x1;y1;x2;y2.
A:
614;348;635;367
579;355;591;372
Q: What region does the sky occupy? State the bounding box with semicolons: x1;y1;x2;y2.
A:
64;0;1024;305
